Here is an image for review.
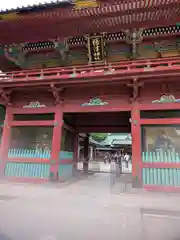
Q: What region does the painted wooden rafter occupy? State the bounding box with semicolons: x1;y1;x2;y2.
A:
0;1;179;45
49;84;65;104
18;0;179;22
127;78;144;101
0;88;12;105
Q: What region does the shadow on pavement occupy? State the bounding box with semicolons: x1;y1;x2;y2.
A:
0;233;13;240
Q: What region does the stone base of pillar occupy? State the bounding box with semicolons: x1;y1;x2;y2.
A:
49;171;58;181
83;162;89;174
132;176;142;188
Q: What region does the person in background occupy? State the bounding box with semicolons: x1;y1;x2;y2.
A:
110;152;119;191
114;151;118;163
115;151;122;174
104;152;111;164
109;152;113;162
153;131;173;151
124;152;130;168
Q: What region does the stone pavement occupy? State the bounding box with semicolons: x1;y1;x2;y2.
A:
0;173;180;240
77;161;132;173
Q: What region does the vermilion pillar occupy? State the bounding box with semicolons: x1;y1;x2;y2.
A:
131;103;141;187
0;106;13;177
83;134;89;174
50;104;63;180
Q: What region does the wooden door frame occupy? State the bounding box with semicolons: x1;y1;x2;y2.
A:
63;103;131;113
139;116;180;191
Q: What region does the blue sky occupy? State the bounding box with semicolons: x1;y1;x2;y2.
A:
0;0;67;11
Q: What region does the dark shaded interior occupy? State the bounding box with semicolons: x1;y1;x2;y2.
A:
14;113;54;121
10;126;53;149
64;111;131;132
140;110;180;119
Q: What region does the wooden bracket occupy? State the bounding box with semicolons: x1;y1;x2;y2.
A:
127;78;144;102
0;88;12;105
49;84;65;105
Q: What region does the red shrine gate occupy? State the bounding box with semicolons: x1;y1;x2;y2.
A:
0;0;180;191
0;58;180;191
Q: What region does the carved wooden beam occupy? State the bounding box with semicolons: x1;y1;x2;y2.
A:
0;88;12;105
4;44;26;68
124;28;143;59
53;38;69;61
49;84;65;104
126;78;144;102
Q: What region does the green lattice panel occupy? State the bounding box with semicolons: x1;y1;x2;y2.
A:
5;162;50;178
142;168;180;186
142;151;180;163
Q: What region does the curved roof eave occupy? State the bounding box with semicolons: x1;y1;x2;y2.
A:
0;0;71;14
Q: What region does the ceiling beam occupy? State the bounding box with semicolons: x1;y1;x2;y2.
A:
77;126;130;133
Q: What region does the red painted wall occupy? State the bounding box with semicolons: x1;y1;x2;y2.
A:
6;81;180;110
139;82;180;103
9;84;132;110
11;90;54;108
63;84;131;112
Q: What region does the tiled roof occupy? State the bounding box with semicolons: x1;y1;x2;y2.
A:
101;134;131;146
89;137;104;147
111;139;132;145
0;0;70;13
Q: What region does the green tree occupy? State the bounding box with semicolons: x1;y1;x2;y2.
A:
91;133;107;142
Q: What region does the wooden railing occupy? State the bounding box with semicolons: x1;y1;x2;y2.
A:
142;150;180;187
8;148;51;159
7;148;73;160
1;57;180;83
